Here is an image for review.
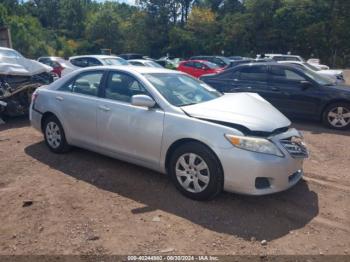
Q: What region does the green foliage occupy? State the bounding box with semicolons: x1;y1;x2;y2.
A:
1;0;350;66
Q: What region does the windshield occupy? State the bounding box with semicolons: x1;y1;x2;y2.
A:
0;49;24;58
102;58;129;66
203;61;220;69
217;56;231;65
145;61;163;68
303;62;320;71
143;73;222;107
302;67;334;85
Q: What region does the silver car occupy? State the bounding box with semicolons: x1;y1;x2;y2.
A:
30;66;308;200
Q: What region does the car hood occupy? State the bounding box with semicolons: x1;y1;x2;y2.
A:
0;56;52;76
182;93;291;133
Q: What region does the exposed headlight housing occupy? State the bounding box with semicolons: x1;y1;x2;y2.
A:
225;134;284;157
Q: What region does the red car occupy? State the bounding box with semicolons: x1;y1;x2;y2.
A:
37;57;74;77
177;60;224;78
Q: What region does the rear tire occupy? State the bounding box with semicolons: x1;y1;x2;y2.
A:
322;103;350;130
43;115;71;153
169;142;223;201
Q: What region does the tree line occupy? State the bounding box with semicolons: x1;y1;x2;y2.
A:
0;0;350;67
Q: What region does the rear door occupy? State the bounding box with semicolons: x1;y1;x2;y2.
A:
54;70;105;147
229;65;269;94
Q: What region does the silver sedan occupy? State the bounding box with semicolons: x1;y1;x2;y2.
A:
30;66;308;200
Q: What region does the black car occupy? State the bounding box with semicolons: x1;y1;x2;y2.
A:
200;63;350;130
190;56;231;68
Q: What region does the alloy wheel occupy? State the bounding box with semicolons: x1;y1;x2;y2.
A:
327;106;350;128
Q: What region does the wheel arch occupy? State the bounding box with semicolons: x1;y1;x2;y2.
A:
164;138;224;176
321;99;350;119
41;111;57;133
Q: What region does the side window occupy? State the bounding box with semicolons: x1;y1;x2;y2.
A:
184;62;194;68
70;58;88;68
270;67;306;82
238;66;267;81
87;58;102;66
71;71;104;96
130;61;143;66
194;62;205;69
104;72;149;103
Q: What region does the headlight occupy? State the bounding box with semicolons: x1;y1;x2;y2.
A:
225;134;284;157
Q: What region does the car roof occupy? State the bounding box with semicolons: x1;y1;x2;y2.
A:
69;55;123;60
278;61;303;65
0;47;16;51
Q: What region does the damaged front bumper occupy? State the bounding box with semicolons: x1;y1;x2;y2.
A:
0;72;53;117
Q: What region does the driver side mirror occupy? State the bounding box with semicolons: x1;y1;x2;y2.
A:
131;95;156;108
300;80;313;90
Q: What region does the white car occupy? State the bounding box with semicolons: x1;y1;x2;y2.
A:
63;55;130;76
278;61;345;84
307;59;330;70
128;59;163;68
261;54;304;62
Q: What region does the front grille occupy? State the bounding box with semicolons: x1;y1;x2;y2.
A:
280;137;308;158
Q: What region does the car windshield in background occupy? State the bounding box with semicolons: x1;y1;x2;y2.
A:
302;67;334;85
0;49;24;58
143;73;222;107
218;56;231;65
102;58;129;66
204;61;220;69
145;61;163;68
304;62;321;71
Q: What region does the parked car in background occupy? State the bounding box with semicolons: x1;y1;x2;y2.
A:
200;63;350;130
178;60;224;78
30;66;308;200
307;59;330;70
278;61;345;84
129;59;163;68
38;56;76;77
190;56;230;68
118;53;145;60
262;54;304;62
156;56;183;69
65;55;129;76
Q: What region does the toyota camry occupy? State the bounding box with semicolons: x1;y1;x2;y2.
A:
30;66;308;200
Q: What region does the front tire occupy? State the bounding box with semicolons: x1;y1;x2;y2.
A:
43;115;71;153
169;142;223;200
322;103;350;130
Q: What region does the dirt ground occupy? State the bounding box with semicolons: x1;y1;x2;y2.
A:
0;117;349;256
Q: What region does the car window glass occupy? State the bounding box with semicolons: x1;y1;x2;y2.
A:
72;72;103;96
238;66;267;81
87;58;102;66
184;62;194;67
70;58;88;67
105;72;149;103
271;67;306;81
194;62;205;69
130;61;144;66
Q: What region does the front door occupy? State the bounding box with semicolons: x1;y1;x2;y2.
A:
97;71;164;169
267;65;322;118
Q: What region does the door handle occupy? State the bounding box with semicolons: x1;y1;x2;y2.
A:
98;105;111;112
55;96;64;101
